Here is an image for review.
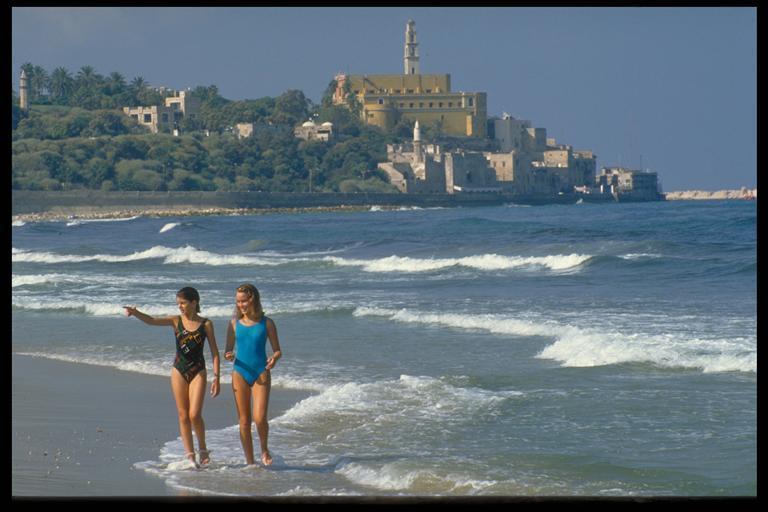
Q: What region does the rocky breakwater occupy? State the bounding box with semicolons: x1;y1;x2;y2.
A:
665;187;756;200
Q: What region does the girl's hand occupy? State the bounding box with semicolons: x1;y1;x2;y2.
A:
266;356;277;370
123;306;137;317
224;351;234;361
210;377;220;397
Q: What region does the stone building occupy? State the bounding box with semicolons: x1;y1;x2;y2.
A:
294;120;334;142
122;90;200;134
485;113;597;195
378;121;499;193
333;20;487;137
597;167;662;200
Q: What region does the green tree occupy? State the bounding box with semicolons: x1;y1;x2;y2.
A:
49;67;74;104
270;89;311;126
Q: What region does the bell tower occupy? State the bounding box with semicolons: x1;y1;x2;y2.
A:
404;19;420;75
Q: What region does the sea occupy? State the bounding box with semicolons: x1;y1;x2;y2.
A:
11;199;756;497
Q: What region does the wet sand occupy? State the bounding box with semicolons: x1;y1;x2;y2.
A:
11;354;310;497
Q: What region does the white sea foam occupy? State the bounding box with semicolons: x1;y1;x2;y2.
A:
11;271;206;289
336;462;498;494
15;351;173;379
13;244;590;273
12;220;26;227
11;294;353;319
353;307;756;374
619;253;663;260
274;374;521;427
12;273;71;287
159;222;180;233
324;253;591;273
65;215;141;226
11;245;294;266
12;245;179;264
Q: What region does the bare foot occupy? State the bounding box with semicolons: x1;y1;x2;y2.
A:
261;451;272;466
199;449;211;465
185;452;199;468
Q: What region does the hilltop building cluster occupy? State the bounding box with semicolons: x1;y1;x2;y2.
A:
335;20;662;200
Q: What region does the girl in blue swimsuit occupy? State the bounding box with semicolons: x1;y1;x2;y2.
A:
224;283;283;466
125;287;221;467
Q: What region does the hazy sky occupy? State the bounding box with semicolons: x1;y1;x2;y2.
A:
11;6;756;191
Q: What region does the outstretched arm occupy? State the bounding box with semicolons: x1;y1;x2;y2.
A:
124;306;175;327
265;318;282;370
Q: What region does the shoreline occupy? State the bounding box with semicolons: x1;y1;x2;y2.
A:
12;353;312;497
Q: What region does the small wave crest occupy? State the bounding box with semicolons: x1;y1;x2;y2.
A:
325;253;592;273
159;222;181;233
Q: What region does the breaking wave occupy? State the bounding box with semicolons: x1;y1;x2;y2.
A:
324;253;592;273
13;245;592;273
353;307;756;374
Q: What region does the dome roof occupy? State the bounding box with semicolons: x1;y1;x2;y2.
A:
302;120;316;127
320;122;333;127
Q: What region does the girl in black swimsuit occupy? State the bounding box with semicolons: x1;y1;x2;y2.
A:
125;287;221;467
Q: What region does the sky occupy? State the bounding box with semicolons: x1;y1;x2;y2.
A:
11;6;756;191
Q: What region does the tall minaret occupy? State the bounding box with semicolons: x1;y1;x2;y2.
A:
19;69;29;111
413;120;423;163
404;19;420;75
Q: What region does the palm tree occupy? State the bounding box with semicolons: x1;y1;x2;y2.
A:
129;76;148;104
130;76;147;92
31;65;49;99
106;71;126;95
49;67;74;102
76;65;100;89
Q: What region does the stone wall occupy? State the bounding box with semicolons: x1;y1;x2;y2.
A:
11;190;507;216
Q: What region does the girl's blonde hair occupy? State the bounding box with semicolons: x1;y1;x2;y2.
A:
234;283;263;319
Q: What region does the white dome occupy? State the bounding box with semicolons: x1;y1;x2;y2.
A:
321;122;333;127
302;120;316;127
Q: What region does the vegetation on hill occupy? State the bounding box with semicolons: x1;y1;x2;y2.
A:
12;64;400;193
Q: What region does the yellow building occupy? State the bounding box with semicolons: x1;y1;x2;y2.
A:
332;20;487;137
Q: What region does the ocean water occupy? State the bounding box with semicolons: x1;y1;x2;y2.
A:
11;200;756;496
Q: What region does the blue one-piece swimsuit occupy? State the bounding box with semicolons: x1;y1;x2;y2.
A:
233;316;268;386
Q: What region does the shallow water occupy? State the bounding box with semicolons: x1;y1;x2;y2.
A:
12;200;756;496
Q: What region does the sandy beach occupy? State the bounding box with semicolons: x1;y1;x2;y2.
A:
11;354;311;497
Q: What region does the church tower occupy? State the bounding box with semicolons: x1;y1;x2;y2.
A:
19;69;29;111
404;19;420;75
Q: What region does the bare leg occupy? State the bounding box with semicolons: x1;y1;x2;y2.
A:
170;369;196;465
252;370;272;465
232;371;255;465
188;371;208;463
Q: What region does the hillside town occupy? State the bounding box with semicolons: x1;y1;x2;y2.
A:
16;20;665;202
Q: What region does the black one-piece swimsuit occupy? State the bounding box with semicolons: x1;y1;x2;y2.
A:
173;316;207;382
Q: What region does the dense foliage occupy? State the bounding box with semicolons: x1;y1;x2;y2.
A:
12;65;399;193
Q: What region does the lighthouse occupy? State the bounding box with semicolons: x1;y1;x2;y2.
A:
19;69;29;111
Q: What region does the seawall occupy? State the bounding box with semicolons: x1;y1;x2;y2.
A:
665;188;756;200
11;190;510;218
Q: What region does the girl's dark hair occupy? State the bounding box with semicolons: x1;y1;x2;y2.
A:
177;287;201;313
234;283;263;319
